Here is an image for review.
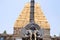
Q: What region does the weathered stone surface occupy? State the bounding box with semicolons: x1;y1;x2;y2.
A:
13;3;51;40
43;29;51;40
14;3;50;29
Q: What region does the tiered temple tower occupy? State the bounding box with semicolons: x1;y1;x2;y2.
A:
13;0;51;40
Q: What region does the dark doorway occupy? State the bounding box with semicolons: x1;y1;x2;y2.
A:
32;34;35;40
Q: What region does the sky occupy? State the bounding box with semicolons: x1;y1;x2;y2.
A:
0;0;60;36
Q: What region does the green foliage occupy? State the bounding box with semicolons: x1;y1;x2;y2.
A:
3;30;7;34
54;35;56;37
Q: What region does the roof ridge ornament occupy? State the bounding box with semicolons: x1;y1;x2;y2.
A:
30;0;35;23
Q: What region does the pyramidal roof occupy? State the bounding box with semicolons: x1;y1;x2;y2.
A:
14;3;50;29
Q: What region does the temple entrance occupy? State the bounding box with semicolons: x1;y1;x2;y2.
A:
22;37;43;40
32;34;35;40
22;34;43;40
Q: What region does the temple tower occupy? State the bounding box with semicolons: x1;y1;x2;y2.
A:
13;0;51;40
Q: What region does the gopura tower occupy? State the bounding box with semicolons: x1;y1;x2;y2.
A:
14;0;51;40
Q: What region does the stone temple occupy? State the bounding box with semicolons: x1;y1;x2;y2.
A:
13;0;51;40
1;0;60;40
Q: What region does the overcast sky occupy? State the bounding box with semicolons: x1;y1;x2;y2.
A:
0;0;60;36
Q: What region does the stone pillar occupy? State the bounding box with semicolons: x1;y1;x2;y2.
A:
43;29;51;40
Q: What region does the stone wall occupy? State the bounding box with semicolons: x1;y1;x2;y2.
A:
43;29;51;40
0;34;15;40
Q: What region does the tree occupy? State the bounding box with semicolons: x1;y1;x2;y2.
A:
54;35;56;38
3;30;7;34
